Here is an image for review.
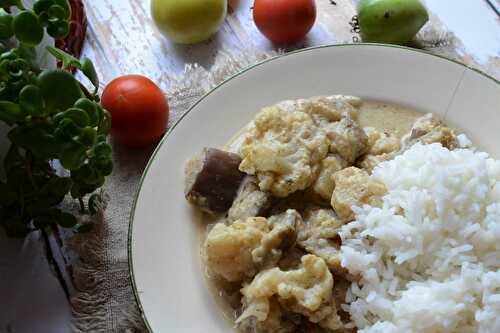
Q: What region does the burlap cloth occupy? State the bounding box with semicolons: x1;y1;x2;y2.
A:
66;28;467;331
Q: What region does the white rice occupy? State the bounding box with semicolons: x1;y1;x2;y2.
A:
339;143;500;333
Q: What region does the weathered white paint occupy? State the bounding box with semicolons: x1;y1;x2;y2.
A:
424;0;500;64
79;0;499;92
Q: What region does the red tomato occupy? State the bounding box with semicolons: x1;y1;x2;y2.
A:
253;0;316;44
101;75;169;148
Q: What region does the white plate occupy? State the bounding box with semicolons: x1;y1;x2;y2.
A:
129;44;500;332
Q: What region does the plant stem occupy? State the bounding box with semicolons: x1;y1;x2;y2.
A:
25;150;38;190
78;197;85;213
78;82;98;101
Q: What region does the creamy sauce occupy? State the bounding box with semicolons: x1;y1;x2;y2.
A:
200;99;425;331
358;101;423;139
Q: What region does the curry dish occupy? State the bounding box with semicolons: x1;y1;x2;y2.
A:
184;95;462;332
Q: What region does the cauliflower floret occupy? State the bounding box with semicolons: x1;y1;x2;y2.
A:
364;127;400;155
237;255;333;323
237;255;344;330
205;217;269;282
297;208;344;272
358;153;395;173
276;95;362;126
311;154;348;201
301;95;361;125
237;298;296;333
205;213;300;282
323;116;369;165
331;167;386;221
358;128;400;173
239;106;329;197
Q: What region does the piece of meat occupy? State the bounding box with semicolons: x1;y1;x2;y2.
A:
402;113;459;150
331;167;386;222
227;176;272;223
185;148;246;214
297;207;344;272
253;210;300;268
278;247;308;271
325;116;369;165
267;190;310;217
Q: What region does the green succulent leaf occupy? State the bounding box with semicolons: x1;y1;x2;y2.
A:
48;4;65;20
81;58;99;93
94;158;113;176
38;69;84;112
47;46;81;70
8;123;60;159
78;126;97;146
14;44;37;67
33;0;53;14
54;0;71;17
34;0;70;18
0;101;24;125
40;176;72;200
0;9;14;40
98;109;111;135
92;141;112;160
19;84;44;116
64;107;89;127
74;98;100;126
47;20;68;39
55;118;80;139
13;11;43;47
0;0;25;9
60;141;86;170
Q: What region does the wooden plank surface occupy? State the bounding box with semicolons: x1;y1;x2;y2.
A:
82;0;500;92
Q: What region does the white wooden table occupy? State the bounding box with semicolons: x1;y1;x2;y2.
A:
1;1;499;332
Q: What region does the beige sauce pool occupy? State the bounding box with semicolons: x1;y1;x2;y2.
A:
358;100;423;139
200;100;424;330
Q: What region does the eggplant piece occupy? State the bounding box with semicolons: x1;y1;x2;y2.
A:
227;176;272;223
185;148;246;214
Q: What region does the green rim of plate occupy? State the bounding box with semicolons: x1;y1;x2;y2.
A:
127;43;500;333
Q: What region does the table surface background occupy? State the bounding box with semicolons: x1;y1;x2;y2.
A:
84;0;500;88
1;0;499;332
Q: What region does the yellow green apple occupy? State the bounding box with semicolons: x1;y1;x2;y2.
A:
358;0;429;44
151;0;227;44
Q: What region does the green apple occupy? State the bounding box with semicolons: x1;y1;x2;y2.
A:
151;0;227;44
358;0;429;44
